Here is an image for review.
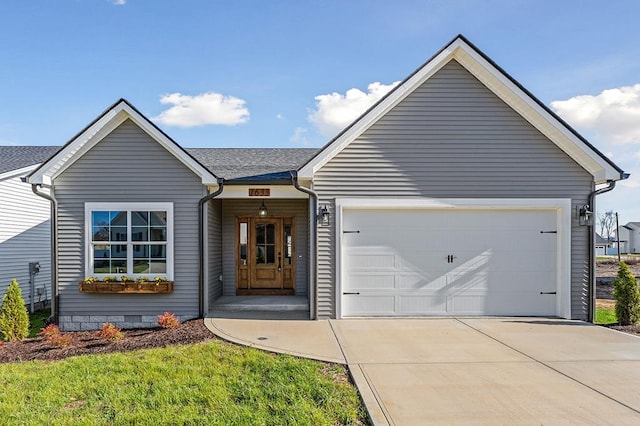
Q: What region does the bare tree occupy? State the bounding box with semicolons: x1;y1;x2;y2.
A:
597;211;616;240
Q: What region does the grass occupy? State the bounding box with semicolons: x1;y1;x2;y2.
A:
595;306;617;325
28;308;51;338
0;340;367;425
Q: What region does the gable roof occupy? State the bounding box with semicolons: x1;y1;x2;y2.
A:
27;99;218;186
298;35;626;184
0;146;59;175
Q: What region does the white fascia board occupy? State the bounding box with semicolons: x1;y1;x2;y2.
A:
28;101;218;186
299;38;620;184
0;164;39;181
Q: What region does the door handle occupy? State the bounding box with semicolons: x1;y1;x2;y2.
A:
277;252;282;272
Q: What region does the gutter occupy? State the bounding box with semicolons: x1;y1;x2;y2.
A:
587;177;625;322
290;170;318;320
28;182;58;324
198;178;225;318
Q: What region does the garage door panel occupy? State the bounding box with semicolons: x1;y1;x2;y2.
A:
344;295;395;316
342;207;560;317
397;274;447;290
346;274;395;290
398;295;447;314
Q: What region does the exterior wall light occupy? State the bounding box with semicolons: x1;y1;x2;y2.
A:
578;204;592;226
318;205;330;226
258;201;268;217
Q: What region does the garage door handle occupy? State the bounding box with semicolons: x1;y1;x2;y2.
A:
540;291;557;295
343;230;360;234
343;292;360;295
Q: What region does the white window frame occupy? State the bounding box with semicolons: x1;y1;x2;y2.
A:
84;202;174;280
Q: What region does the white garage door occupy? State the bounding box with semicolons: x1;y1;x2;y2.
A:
341;208;559;317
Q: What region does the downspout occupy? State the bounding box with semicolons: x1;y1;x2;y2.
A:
30;183;58;324
290;170;318;320
587;180;618;322
198;178;224;318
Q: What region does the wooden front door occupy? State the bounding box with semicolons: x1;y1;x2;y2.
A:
236;217;295;295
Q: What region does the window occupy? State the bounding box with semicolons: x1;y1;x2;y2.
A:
85;203;173;279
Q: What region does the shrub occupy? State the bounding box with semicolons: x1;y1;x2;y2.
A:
0;279;30;342
39;324;61;339
97;323;125;341
157;312;180;329
39;324;73;347
613;262;640;326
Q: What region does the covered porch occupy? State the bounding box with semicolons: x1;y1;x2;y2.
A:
204;185;314;319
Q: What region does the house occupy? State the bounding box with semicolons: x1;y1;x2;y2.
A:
617;223;640;254
20;35;626;330
594;233;613;256
0;146;58;311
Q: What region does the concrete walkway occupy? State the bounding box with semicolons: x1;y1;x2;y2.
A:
205;317;640;425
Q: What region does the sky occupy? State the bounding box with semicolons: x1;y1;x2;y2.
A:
0;0;638;224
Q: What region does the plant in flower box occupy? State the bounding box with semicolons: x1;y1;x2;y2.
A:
154;276;168;285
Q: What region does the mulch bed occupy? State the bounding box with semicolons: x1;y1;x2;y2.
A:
0;319;215;364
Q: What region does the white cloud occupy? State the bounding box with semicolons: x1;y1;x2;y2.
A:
551;83;640;145
153;92;249;127
276;113;284;120
290;127;310;146
110;0;126;5
308;81;400;138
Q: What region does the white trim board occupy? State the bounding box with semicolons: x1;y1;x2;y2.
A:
0;164;39;181
218;185;309;199
299;37;621;184
334;198;572;320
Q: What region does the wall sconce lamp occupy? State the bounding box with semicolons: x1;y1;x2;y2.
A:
318;205;330;226
258;201;268;217
578;204;592;226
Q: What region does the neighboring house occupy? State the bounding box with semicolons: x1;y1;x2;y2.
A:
0;146;58;310
19;35;626;330
594;233;613;256
617;223;640;254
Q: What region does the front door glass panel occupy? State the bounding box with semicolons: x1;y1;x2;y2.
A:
255;223;276;265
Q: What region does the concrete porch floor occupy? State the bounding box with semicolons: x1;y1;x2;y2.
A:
209;295;310;320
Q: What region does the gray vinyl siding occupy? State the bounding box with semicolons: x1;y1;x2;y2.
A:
314;60;593;320
0;170;52;308
54;119;205;318
207;199;223;306
220;198;308;298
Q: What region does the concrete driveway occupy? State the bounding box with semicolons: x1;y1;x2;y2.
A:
331;318;640;425
207;316;640;425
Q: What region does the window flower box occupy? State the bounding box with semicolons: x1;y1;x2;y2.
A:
79;281;174;294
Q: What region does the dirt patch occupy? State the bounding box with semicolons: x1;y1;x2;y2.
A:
0;319;214;364
596;258;640;278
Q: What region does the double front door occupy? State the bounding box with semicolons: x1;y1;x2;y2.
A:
236;217;295;295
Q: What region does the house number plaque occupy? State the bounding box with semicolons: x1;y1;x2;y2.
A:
249;188;270;197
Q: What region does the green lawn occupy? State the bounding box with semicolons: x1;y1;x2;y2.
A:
0;340;367;425
595;306;617;325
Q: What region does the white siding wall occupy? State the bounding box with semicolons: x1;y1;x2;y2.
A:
0;169;52;309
